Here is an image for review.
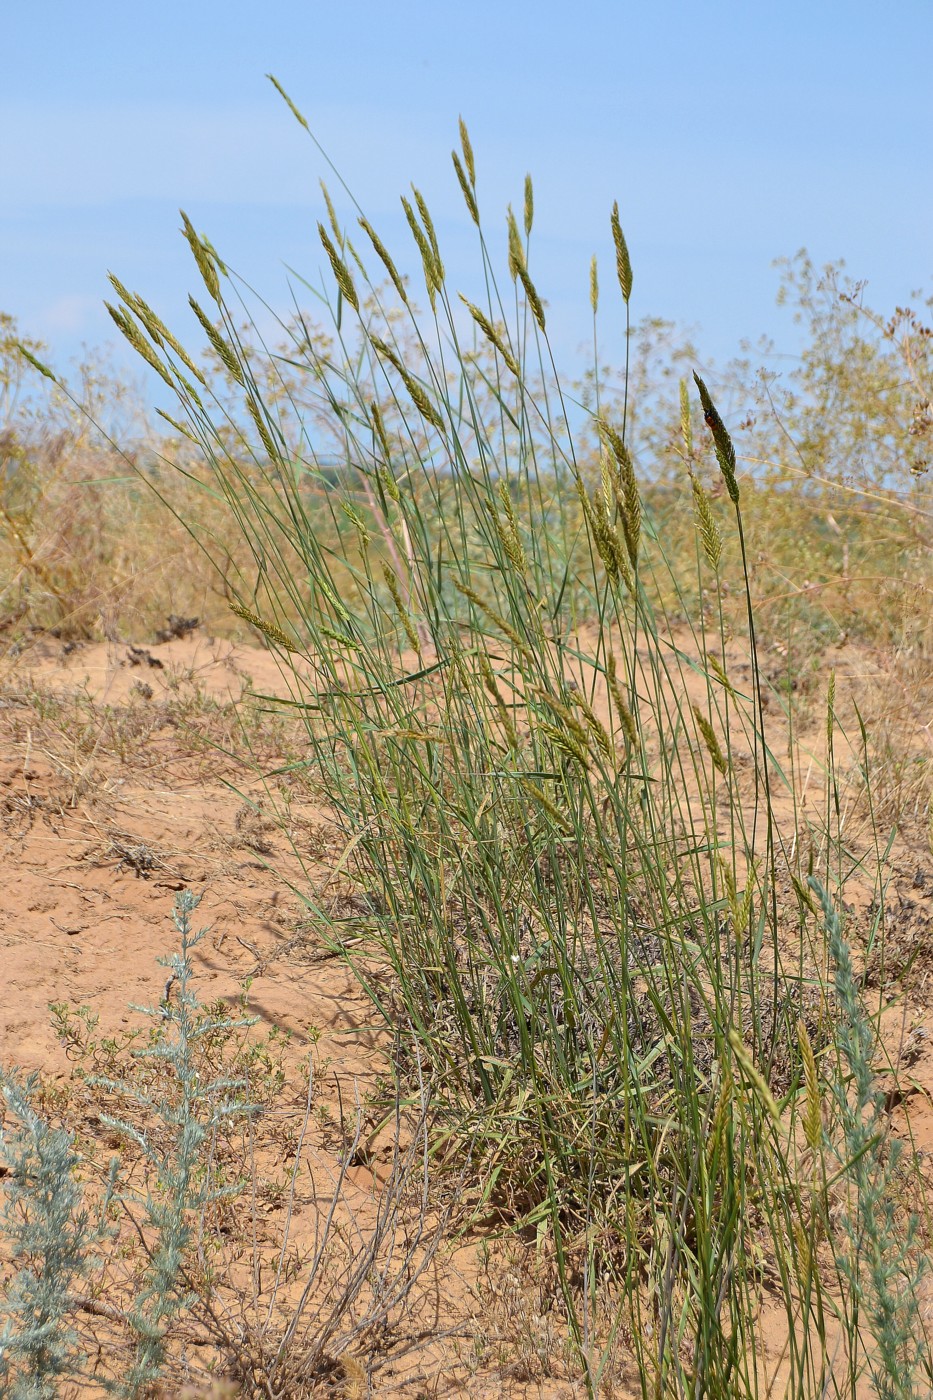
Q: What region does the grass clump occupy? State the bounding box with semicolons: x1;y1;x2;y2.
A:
9;84;930;1396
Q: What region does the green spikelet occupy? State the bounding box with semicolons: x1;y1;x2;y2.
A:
453;581;534;662
590;256;599;315
507;207;525;281
180;210;220;303
539;721;590;770
519;778;571;832
606;653;638;749
127;291;206;385
797;1020;823;1152
106;303;173;388
155;409;196;442
827;668;836;749
16;344;57;382
318;223;359;312
381;563;421;653
320;179;342;244
569;688;614;760
358;217;409;304
679;378;694;458
523;173;534;237
495;480;527;572
690;472;722;571
479;652;517;750
246;394;278;461
188;297;244;385
517;266;546;333
452;151;479;225
229;601;297;651
693;373;739;504
401;196;440;307
412;186;444;283
610;202;633;304
598;418;640;568
460;296;519;376
707;652;735;698
728;1029;779;1123
458;116;475;185
266;74;310;130
371;338;444;433
692;704;728;777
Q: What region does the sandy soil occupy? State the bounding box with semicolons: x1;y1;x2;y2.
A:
1;628;932;1396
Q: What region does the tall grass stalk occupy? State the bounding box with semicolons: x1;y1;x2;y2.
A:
103;88;930;1395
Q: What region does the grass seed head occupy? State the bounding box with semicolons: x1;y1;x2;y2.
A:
693;372;739;504
610;201;633;304
452;150;479;225
358;216;409;304
318;222;359;313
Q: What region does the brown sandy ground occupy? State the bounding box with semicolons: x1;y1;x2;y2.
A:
1;628;932;1395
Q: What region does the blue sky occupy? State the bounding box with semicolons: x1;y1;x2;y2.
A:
4;1;932;401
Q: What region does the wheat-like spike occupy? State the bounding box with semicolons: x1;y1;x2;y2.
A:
719;857;738;911
401;196;440;306
569;689;614;760
342;500;370;548
928;800;933;859
266;74;310;130
458;116;475;185
606;653;638;749
130;295;206;384
400;368;443;432
532;689;591;747
105;303;174;387
797;1020;823;1152
590;255;599;315
459;296;519;376
229;601;297;651
319;179;342;244
495;480;527;572
705;1068;733;1171
188;297;244;385
358;217;409;304
479;652;518;750
370;400;392;460
707;652;735;698
690;472;723;572
155;409;196;442
589;485;634;592
318;223;359;313
370;338;444;432
517;265;546;333
693;705;728;777
523;173;534;237
610;202;633;304
736;861;758;936
451;151;479;225
728;1029;779;1122
16;344;58;382
693;373;739;504
412;186;444;283
679;378;694;458
519;778;570;831
539;721;590;769
507;207;525;281
180;210;220;303
453;580;534;661
827;669;836;749
381;563;420;653
246;394;279;461
599;420;640;568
